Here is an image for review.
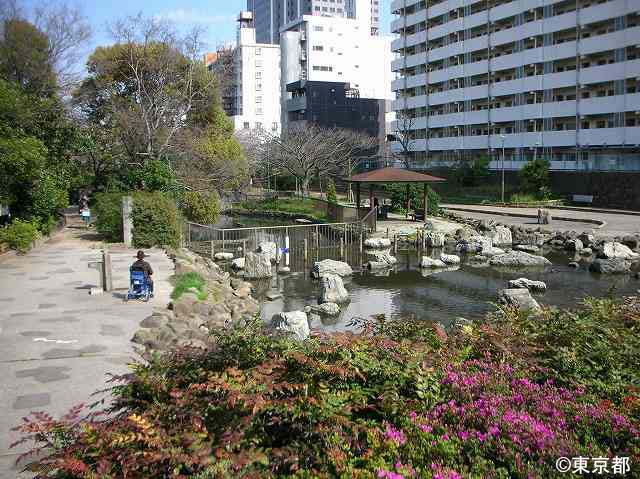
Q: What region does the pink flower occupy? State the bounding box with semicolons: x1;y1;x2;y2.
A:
419;424;433;433
384;424;407;445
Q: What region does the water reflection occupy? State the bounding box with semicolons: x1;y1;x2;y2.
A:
252;247;639;332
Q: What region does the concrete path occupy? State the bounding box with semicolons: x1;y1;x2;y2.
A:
0;222;174;477
442;204;640;237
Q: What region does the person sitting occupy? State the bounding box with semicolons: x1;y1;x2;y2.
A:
131;250;154;296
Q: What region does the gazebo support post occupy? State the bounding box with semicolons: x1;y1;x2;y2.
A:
423;183;428;222
369;185;374;213
405;184;410;219
356;182;361;219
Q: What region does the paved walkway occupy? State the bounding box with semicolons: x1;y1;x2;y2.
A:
442;204;640;237
0;222;174;477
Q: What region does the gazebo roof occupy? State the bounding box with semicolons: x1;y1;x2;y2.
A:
345;167;446;184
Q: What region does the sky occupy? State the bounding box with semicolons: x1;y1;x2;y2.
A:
20;0;393;70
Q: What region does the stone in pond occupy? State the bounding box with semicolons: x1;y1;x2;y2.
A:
271;311;309;341
589;258;631;274
214;252;234;261
507;278;547;292
311;259;353;278
319;274;349;304
420;256;446;269
489;251;551;267
440;253;461;265
498;288;542;313
244;252;273;279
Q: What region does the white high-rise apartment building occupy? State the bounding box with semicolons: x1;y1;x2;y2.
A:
209;12;281;135
391;0;640;171
249;0;380;44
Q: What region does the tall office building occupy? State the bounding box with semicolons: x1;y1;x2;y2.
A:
208;12;282;135
391;0;640;171
248;0;379;44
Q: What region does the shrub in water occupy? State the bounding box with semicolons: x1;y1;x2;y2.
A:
0;219;40;253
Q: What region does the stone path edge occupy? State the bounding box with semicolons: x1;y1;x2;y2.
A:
443;206;606;229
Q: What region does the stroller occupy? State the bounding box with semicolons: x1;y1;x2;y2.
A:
125;268;152;302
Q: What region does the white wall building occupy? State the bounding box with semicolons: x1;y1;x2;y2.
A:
281;14;393;103
390;0;640;171
211;12;282;135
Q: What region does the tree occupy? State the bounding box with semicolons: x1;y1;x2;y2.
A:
520;158;550;197
74;15;219;170
263;124;376;196
394;113;416;169
176;109;248;193
0;1;91;92
0;18;57;96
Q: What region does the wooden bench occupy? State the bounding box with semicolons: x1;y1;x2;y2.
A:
572;194;594;204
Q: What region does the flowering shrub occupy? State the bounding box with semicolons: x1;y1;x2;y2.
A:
13;299;640;478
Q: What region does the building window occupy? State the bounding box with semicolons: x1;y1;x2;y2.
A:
314;26;323;31
256;71;262;78
256;48;262;55
256;96;262;103
313;45;324;51
243;122;250;129
256;108;263;115
272;122;278;131
256;83;262;90
256;122;262;129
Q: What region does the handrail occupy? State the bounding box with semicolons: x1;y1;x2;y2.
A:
185;219;365;235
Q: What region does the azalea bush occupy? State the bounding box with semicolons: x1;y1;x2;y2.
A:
13;299;640;478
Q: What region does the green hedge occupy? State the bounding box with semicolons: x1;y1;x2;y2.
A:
181;190;220;225
93;192;124;242
0;219;41;253
131;192;181;248
93;192;181;248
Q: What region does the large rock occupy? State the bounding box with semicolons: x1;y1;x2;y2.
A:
440;253;461;265
367;251;398;270
489;251;552;267
231;257;245;270
621;235;639;250
271;311;310;341
424;231;445;248
565;239;584;252
498;288;542;313
601;242;639;260
589;258;632;274
364;237;392;249
513;244;541;253
319;273;349;303
214;252;234;261
489;226;513;246
307;302;341;316
244;252;273;279
311;259;353;278
257;242;280;263
578;233;595;248
507;278;547;292
513;231;548;247
421;256;446;268
482;247;506;257
456;235;493;254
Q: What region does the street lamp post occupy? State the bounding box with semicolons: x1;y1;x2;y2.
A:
500;134;506;204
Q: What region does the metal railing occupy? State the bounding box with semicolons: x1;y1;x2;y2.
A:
184;217;372;271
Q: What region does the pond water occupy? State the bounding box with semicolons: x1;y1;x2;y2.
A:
246;247;639;332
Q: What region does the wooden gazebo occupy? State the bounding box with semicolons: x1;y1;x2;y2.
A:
344;167;446;220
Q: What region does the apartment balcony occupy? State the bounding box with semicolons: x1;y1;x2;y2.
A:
580;96;626;116
286;96;307;112
580;27;640;56
391;9;426;33
579;128;626;146
580;0;634;24
391;73;426;92
391;30;426;51
580;60;640;85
